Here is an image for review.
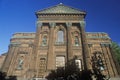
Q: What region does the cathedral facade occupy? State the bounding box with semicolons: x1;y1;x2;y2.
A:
1;4;119;79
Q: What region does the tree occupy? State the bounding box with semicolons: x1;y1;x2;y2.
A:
111;42;120;75
111;42;120;65
0;71;17;80
46;56;107;80
91;52;106;80
46;57;93;80
0;71;6;80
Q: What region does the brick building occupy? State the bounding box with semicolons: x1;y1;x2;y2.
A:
1;3;119;79
0;53;6;70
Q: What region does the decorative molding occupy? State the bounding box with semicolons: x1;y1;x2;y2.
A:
80;21;86;27
37;22;42;27
18;51;28;54
49;22;56;27
10;43;20;47
66;22;72;27
39;46;48;50
38;14;82;21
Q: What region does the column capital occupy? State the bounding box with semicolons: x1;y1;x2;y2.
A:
80;21;86;27
49;22;56;28
36;21;42;27
66;22;72;27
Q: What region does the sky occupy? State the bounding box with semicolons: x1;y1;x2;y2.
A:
0;0;120;55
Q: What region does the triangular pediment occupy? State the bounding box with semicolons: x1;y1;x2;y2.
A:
36;3;86;14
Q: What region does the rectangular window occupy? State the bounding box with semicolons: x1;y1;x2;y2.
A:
75;59;82;71
56;56;65;68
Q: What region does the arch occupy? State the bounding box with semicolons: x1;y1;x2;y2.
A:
39;57;46;77
42;31;48;34
40;58;46;60
55;24;67;45
74;31;79;36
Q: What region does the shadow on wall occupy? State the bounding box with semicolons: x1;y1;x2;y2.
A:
0;71;17;80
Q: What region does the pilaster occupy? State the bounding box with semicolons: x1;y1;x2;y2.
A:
2;45;19;73
79;21;90;70
66;22;73;60
106;45;119;77
37;21;43;27
47;22;56;70
100;43;119;77
34;22;43;77
7;45;20;76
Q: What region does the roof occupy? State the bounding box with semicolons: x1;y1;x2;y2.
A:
36;3;86;15
11;36;35;39
1;52;7;56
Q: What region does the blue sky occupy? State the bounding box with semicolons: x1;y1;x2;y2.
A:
0;0;120;55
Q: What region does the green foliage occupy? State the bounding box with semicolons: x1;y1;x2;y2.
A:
46;57;106;80
0;71;6;80
111;42;120;65
0;71;17;80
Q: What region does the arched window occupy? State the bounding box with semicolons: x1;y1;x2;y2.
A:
40;58;46;67
40;58;46;68
38;58;46;77
42;36;47;46
74;36;79;46
57;30;64;42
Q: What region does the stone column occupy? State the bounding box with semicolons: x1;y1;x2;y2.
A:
88;43;92;70
47;22;56;70
66;22;73;60
7;44;20;76
33;22;43;77
100;43;119;77
2;44;15;75
1;45;15;72
36;22;43;33
79;21;90;70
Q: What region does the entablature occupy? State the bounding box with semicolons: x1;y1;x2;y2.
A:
37;15;84;22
